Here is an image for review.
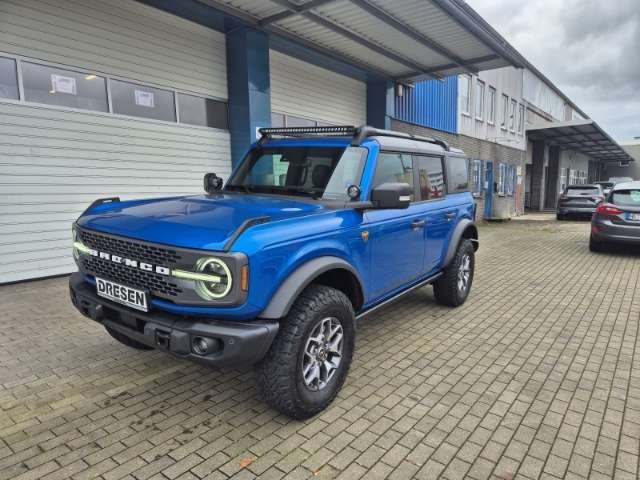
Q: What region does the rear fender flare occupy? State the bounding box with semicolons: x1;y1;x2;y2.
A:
442;219;479;269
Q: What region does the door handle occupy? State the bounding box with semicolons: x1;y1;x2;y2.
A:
411;219;426;230
445;212;456;220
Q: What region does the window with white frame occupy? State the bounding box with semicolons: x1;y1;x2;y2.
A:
509;99;517;132
500;94;508;129
469;159;483;197
497;162;507;196
0;54;229;129
518;104;525;135
460;75;471;115
487;87;496;124
506;165;515;196
475;80;484;120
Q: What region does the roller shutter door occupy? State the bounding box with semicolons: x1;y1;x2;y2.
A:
0;0;230;283
270;50;366;126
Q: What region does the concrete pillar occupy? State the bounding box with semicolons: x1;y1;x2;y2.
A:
226;28;271;168
367;78;394;129
530;140;546;210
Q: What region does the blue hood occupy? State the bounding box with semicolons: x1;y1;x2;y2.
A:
77;194;326;250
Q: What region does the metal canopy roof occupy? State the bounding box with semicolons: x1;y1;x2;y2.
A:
527;120;633;164
198;0;525;80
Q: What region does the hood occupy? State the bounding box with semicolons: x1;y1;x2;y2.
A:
77;194;326;250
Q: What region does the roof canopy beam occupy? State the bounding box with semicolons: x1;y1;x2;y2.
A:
268;0;442;79
259;0;337;25
347;0;476;74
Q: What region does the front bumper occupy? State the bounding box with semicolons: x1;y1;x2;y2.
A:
69;273;278;367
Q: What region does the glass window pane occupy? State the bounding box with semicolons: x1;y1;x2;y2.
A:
373;153;414;201
178;93;227;128
111;79;175;121
22;62;107;111
286;115;316;127
271;112;285;127
323;147;366;200
447;156;469;193
415;155;445;200
475;81;484;119
0;57;19;100
178;93;227;129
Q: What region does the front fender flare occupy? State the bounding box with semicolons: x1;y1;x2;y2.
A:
260;256;363;320
442;219;479;269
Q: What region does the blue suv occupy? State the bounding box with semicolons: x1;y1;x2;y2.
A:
69;126;479;418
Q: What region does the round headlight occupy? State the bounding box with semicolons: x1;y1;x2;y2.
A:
194;258;232;300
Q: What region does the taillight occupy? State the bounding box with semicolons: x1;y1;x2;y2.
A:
596;203;623;216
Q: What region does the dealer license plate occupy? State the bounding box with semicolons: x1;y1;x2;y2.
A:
96;277;148;312
627;213;640;221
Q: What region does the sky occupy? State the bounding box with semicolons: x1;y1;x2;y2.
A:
466;0;640;141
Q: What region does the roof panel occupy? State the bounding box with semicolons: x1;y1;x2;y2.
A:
198;0;524;79
526;120;633;163
276;14;415;76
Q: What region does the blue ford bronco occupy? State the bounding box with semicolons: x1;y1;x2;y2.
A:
69;125;478;418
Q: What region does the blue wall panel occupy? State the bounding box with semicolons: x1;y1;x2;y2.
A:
394;76;458;134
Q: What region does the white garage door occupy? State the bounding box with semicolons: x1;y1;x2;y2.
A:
0;0;230;283
270;50;366;127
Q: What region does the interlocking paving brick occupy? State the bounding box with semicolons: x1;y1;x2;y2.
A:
1;216;639;479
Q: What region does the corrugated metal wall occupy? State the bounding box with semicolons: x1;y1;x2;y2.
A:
0;0;230;283
270;50;366;125
394;76;457;134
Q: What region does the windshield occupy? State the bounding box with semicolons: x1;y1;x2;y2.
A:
226;146;366;200
612;189;640;207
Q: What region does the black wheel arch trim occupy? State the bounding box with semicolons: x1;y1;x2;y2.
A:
443;219;479;269
260;256;364;319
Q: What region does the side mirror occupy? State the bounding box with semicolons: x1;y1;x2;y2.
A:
370;182;412;209
204;173;223;193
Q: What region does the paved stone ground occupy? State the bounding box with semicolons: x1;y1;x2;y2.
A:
1;215;639;480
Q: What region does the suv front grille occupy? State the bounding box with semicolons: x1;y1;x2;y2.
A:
78;229;183;298
82;257;182;297
79;230;181;265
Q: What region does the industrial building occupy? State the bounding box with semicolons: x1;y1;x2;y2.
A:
0;0;632;283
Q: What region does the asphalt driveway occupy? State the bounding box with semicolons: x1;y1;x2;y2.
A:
1;215;639;480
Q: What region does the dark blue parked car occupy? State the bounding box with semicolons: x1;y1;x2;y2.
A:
70;126;479;418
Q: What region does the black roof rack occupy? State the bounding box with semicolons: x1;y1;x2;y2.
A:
257;125;449;151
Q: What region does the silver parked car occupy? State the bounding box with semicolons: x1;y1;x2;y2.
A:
556;184;604;220
590;181;640;251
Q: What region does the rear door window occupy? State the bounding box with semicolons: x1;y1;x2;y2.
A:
612;189;640;207
414;155;445;200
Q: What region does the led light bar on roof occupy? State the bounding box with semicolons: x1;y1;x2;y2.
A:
258;126;357;137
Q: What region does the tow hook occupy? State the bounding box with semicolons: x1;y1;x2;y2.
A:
155;330;171;350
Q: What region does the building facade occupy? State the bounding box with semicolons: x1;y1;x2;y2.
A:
393;66;527;220
0;0;528;283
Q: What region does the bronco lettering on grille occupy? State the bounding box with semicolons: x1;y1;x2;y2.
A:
84;248;170;276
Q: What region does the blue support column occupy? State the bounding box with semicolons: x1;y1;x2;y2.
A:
226;28;271;168
366;78;394;129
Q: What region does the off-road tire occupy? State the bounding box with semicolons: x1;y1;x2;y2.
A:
589;235;605;252
105;326;154;350
433;239;475;307
255;284;355;419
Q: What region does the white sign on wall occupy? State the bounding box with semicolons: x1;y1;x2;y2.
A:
51;74;77;95
134;89;155;108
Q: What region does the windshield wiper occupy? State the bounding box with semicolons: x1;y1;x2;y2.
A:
280;186;322;199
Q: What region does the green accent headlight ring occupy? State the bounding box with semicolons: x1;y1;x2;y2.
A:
193;257;233;300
